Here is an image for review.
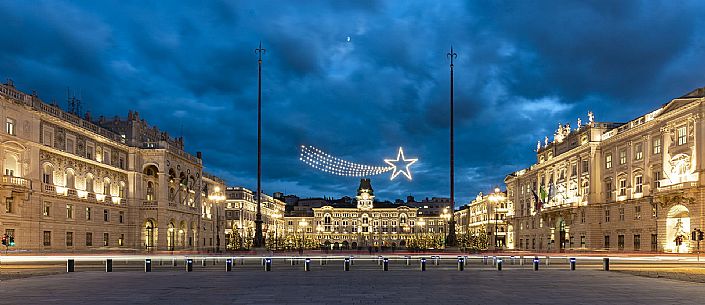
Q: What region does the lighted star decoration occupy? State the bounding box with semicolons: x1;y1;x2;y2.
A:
384;147;418;180
299;145;418;180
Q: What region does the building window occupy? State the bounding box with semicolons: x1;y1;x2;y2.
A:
66;135;75;154
580;235;586;248
43;231;51;246
66;232;73;247
119;234;124;246
42;127;54;146
634;143;643;160
635;205;641;220
652;137;661;154
653;171;661;189
619;207;625;221
677;125;687;145
605;154;612;169
651;234;657;252
571;164;577;177
581;160;589;174
146;181;155;201
103;233;109;246
43;202;51;217
103;209;109;222
634;234;641;251
580;210;585;223
634;175;643;194
604;235;610;249
5;197;13;213
618;235;625;250
618;179;626;196
5;117;15;135
86;232;93;246
605;180;612;201
619;149;626;165
66;204;73;219
119;211;124;224
86;142;95;160
605;208;610;223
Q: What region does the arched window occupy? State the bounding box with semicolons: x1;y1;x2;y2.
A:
167;222;175;251
65;169;75;189
42;163;54;184
4;154;18;177
146;181;155;201
86;174;94;192
103;178;111;196
119;182;126;198
400;213;407;224
324;214;332;225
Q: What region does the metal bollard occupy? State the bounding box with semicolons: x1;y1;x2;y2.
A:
349;256;353;265
145;259;152;272
464;256;468;266
172;258;177;267
304;258;311;271
546;256;550;266
226;258;233;272
67;259;75;272
511;256;515;265
492;256;497;266
406;256;410;266
186;258;193;272
383;257;389;271
520;256;524;266
533;257;539;271
378;256;383;265
344;258;350;271
483;256;488;265
106;259;113;272
457;257;464;271
202;258;207;267
570;258;576;271
420;258;427;271
213;258;216;266
291;258;296;266
159;259;163;266
264;258;272;271
603;258;610;271
434;256;439;266
497;258;503;271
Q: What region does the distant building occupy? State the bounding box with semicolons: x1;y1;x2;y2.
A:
284;178;448;250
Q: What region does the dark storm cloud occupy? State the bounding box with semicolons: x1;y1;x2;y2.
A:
2;0;705;205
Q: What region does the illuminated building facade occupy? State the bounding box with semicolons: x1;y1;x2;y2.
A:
454;188;512;249
284;178;449;250
0;81;225;252
506;87;705;253
223;187;286;248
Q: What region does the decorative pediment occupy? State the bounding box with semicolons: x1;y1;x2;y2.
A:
656;193;695;209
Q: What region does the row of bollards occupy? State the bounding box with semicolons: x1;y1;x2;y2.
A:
64;257;612;273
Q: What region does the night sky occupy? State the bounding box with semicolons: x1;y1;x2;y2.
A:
2;1;705;205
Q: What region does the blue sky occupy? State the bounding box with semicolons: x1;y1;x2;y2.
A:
2;1;705;204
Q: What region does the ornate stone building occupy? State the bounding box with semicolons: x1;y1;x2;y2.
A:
284;178;448;250
454;187;512;249
223;186;286;248
0;81;225;252
505;87;705;253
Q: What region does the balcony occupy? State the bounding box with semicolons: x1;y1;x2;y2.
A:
143;201;158;208
41;183;125;205
1;175;32;191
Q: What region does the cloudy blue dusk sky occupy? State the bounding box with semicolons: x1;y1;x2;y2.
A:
2;1;705;204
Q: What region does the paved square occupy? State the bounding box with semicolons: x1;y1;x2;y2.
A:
1;268;704;304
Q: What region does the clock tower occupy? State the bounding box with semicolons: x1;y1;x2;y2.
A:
356;178;374;210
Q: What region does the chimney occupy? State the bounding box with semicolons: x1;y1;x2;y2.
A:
196;151;202;159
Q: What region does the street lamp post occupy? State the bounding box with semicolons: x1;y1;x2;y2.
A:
253;42;266;248
299;219;308;253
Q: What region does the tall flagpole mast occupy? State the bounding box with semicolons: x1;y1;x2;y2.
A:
253;41;266;248
447;46;458;246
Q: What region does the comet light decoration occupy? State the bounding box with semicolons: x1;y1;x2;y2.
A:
300;145;418;180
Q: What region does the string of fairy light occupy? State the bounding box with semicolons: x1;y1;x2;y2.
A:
300;145;393;177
